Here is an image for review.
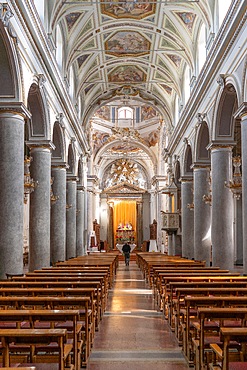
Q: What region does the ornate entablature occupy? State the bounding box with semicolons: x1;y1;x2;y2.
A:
103;181;146;198
101;0;156;20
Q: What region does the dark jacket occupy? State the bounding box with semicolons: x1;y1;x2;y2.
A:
122;243;131;254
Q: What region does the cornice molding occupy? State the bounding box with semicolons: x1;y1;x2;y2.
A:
0;102;31;119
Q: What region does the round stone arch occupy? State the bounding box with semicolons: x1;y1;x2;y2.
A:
0;21;22;101
77;157;84;185
173;159;181;211
174;159;181;186
182;143;193;177
194;121;210;164
27;75;51;140
212;80;239;143
52;121;66;162
94;139;157;173
67;139;77;175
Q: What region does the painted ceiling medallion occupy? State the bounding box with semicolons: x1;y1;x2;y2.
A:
176;12;196;33
105;31;150;57
101;0;155;19
108;65;146;83
115;86;139;97
65;12;82;32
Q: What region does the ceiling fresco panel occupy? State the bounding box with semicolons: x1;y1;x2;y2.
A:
101;0;156;20
108;65;146;83
105;31;150;57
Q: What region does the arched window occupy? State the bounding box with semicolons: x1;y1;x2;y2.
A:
56;24;63;72
117;106;133;127
197;23;206;73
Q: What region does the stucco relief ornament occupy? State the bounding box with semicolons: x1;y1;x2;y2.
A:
0;3;12;26
0;3;16;39
56;113;65;129
216;74;225;87
111;127;141;141
197;112;207;123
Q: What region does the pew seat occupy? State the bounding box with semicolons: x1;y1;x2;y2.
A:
0;328;73;370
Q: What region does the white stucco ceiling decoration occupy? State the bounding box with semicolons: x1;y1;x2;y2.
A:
51;0;212;125
49;0;212;181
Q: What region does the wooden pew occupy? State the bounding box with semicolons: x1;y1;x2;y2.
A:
152;267;225;290
0;310;80;370
9;276;108;312
210;327;247;370
0;287;97;353
55;255;118;287
195;307;247;370
183;296;247;365
1;368;36;370
153;270;232;310
0;328;72;370
161;276;247;319
172;287;247;338
0;280;104;325
0;296;90;366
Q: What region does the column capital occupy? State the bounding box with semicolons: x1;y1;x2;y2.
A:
77;185;85;191
207;141;235;151
51;161;69;169
234;102;247;119
66;175;79;182
191;162;210;170
0;102;31;119
27;140;56;151
179;176;193;183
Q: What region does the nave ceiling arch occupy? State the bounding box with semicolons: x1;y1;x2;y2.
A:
47;0;214;195
48;0;213;122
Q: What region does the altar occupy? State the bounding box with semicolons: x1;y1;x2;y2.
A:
116;243;136;253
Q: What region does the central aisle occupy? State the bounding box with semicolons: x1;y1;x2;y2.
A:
87;260;189;370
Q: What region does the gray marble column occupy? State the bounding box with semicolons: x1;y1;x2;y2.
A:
66;177;77;259
181;177;194;259
50;164;67;264
76;185;85;256
0;104;29;278
234;197;243;265
29;142;54;271
209;144;234;270
193;166;211;265
83;188;88;252
236;103;247;273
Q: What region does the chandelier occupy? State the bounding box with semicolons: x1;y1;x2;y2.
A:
225;156;242;200
24;156;38;204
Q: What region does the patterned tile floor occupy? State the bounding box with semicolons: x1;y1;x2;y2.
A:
86;261;189;370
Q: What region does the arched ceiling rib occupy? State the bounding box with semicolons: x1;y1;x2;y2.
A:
51;0;212;125
49;0;212;184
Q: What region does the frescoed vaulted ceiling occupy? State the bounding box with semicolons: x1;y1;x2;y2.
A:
49;0;213;186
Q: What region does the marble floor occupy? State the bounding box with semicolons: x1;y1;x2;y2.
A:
87;261;189;370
